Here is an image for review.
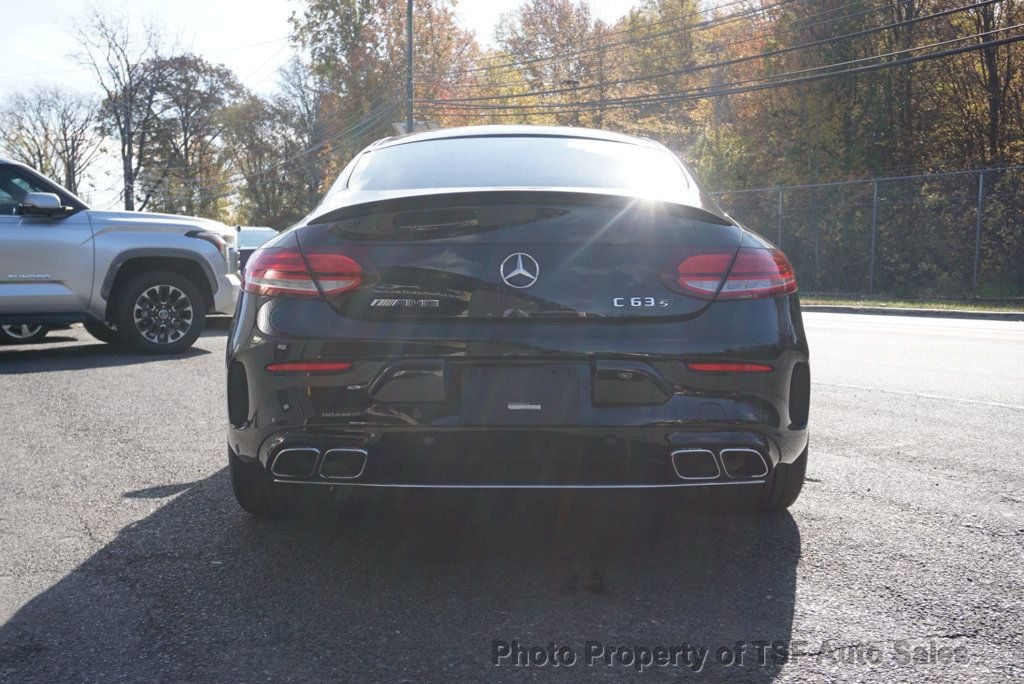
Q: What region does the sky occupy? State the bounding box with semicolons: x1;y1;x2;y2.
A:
1;0;641;97
1;0;640;209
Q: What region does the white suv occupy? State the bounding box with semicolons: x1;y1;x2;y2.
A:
0;158;240;353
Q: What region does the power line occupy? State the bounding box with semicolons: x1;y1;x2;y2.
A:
419;23;1024;114
455;0;803;78
454;0;891;93
461;0;756;76
434;0;997;104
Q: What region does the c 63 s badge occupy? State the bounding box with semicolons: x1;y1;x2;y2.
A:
370;298;440;308
613;297;673;308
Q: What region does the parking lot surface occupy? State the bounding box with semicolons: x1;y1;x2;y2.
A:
1;313;1022;682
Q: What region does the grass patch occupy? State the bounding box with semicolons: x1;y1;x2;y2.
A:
801;296;1024;313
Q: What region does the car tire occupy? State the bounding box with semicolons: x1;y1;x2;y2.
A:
689;446;807;514
0;324;49;344
113;271;206;354
757;445;807;512
229;448;348;518
229;448;290;517
82;319;121;345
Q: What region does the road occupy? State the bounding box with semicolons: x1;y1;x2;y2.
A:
0;313;1022;682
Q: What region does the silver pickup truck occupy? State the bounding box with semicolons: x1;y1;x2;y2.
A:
0;158;240;353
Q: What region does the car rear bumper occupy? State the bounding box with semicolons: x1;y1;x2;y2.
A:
238;426;804;489
226;293;809;489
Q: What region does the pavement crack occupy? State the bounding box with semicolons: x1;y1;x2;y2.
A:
76;511;102;547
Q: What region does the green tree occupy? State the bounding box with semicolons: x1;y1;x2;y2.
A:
138;54;244;218
289;0;479;175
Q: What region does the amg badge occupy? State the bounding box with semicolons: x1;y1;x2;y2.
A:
370;298;440;308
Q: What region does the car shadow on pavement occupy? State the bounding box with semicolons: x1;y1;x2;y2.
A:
0;470;800;681
0;343;210;374
201;316;232;336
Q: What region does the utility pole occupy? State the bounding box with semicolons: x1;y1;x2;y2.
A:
406;0;414;134
562;78;580;126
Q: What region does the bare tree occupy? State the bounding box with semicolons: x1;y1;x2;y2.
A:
0;91;62;180
0;87;103;194
275;57;331;207
72;8;166;210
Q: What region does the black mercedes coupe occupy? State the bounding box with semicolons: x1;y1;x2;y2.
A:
225;126;810;515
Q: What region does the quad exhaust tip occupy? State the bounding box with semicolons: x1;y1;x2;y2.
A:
670;447;769;481
270;447;368;480
670;449;721;480
720;448;769;479
320;448;368;480
271;448;320;478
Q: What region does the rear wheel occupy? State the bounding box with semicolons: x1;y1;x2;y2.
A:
757;446;807;512
82;319;121;345
230;449;289;517
113;271;206;354
695;446;807;514
0;324;49;344
229;448;349;518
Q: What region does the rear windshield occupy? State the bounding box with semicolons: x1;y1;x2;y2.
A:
345;136;692;194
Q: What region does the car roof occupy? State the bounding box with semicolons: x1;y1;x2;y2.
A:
370;125;666;151
0;157;35;171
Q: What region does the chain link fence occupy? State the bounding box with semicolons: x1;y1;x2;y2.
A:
711;167;1024;300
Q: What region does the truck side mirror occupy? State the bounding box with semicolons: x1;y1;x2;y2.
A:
20;192;68;218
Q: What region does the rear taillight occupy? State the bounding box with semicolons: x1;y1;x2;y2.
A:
243;248;363;299
304;252;363;296
671;253;733;298
719;248;797;299
670;248;797;300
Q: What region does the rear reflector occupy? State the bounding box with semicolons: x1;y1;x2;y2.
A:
686;362;774;373
265;361;353;373
671;248;796;300
243;248;363;299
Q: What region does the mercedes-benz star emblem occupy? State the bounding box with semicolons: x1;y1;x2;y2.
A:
500;253;540;289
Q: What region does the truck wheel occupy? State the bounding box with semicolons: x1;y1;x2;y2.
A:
113;270;206;354
0;324;49;344
82;319;121;345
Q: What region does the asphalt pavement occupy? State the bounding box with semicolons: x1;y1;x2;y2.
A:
0;312;1022;682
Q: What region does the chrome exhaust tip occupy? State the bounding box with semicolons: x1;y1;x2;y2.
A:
670;449;721;480
720;448;769;479
319;448;368;480
270;448;320;478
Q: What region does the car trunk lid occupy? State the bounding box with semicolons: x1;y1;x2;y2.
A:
295;190;744;321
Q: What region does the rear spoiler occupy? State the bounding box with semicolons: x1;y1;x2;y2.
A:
307;188;734;227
